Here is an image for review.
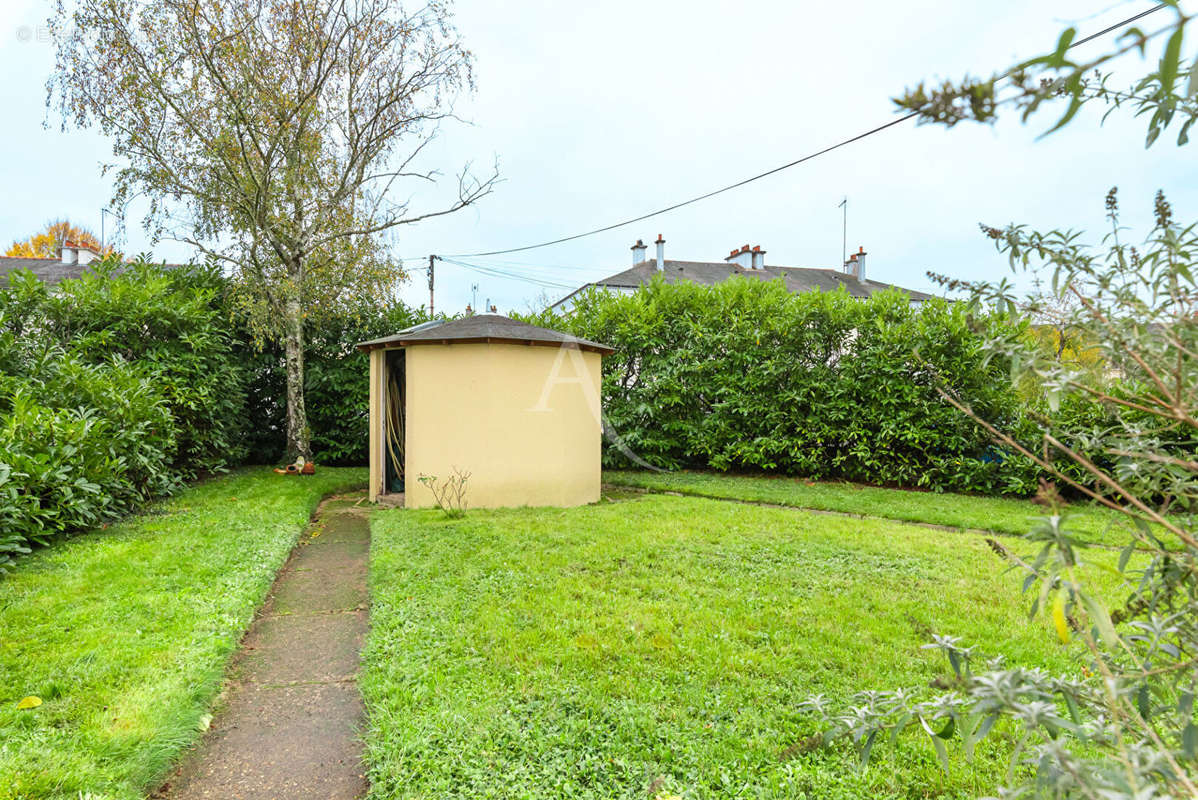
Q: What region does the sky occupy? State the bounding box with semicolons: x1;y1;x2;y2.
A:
1;0;1195;315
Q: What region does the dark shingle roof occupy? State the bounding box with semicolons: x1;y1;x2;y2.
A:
0;257;93;286
0;257;191;287
554;260;935;307
356;314;614;355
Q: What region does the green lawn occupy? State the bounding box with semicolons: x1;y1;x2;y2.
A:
363;493;1126;799
606;470;1132;547
0;466;366;800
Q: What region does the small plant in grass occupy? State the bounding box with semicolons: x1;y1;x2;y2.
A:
417;468;470;518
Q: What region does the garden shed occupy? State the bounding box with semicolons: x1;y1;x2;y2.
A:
357;315;613;509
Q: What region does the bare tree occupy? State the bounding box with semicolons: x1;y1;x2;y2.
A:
49;0;497;459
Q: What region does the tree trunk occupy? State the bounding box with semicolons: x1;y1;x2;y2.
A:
283;294;312;462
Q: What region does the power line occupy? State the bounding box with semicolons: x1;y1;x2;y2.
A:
443;113;918;258
441;2;1167;260
1071;3;1165;47
438;257;577;290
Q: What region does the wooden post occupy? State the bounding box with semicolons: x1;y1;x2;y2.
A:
368;348;384;502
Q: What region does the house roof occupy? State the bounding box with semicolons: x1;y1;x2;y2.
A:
0;257;190;286
552;260;935;308
0;257;95;286
356;314;614;355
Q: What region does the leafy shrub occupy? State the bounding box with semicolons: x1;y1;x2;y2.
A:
0;354;179;569
25;351;180;502
41;258;247;473
529;277;1039;495
0;257;235;567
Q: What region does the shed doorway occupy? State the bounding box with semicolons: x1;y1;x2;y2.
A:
383;349;405;499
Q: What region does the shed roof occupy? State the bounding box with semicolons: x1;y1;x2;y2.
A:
356;314;614;355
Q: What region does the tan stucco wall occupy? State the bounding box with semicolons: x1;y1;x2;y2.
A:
402;342;603;509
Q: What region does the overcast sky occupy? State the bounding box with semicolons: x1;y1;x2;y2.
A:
1;0;1195;315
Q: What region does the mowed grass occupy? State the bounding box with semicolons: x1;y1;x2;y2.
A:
606;470;1132;547
0;466;366;800
363;493;1127;799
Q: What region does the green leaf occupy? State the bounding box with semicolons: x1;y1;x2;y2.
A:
860;730;877;768
1117;541;1135;572
1063;691;1083;727
889;712;912;746
1051;28;1078;66
1186;55;1198;98
1137;683;1152;721
1078;590;1119;649
929;731;950;774
1183;723;1197;760
1160;26;1185;98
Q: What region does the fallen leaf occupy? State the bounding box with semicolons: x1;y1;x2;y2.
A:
16;696;42;710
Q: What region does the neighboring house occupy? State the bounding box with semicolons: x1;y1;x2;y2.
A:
0;242;186;287
0;242;109;286
549;235;934;312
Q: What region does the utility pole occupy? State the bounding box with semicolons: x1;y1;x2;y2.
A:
427;254;435;316
100;208;116;253
838;196;847;267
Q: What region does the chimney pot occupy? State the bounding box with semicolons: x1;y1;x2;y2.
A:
725;243;754;269
631;238;648;265
751;246;766;269
655;235;665;271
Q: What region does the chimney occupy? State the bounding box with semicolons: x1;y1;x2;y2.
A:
654;234;665;271
724;244;753;270
631;238;647;265
854;246;866;282
62;240;102;265
844;253;857;279
751;245;766;269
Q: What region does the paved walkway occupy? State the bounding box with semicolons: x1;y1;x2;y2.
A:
162;496;371;800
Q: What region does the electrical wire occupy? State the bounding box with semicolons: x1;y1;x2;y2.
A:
438;257;577;290
439;2;1168;260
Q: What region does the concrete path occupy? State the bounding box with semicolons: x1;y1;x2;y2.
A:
161;497;371;800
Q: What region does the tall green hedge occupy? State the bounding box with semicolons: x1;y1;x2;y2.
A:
529;277;1040;495
42;261;248;471
0;259;244;568
0;257;423;568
